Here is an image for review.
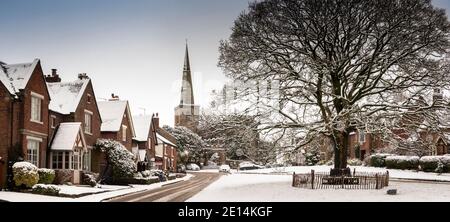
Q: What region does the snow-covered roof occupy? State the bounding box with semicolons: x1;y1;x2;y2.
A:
156;133;177;147
132;115;152;142
47;79;90;114
98;100;135;136
0;59;39;95
50;122;86;151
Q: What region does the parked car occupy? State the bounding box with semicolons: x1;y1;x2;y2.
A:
219;164;231;173
177;164;186;173
186;163;201;171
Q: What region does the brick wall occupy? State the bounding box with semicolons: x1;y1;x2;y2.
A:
0;85;12;188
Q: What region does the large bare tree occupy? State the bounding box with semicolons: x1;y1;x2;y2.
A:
218;0;450;169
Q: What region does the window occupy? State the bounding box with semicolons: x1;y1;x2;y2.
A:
50;115;56;128
27;138;40;167
87;94;92;104
52;152;63;169
83;150;91;171
31;92;43;123
122;125;127;141
72;151;80;170
359;131;366;143
64;152;70;169
84;111;93;134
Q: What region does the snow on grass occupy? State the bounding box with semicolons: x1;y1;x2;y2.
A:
0;174;194;202
187;173;450;202
239;165;450;182
58;184;128;196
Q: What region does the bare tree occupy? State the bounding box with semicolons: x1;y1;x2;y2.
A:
219;0;450;169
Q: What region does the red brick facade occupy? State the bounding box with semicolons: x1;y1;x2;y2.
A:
0;60;50;188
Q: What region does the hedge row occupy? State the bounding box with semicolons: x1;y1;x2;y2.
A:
368;154;450;172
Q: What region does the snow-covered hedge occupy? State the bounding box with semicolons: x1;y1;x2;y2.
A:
95;139;137;179
385;155;420;170
32;184;61;196
347;159;363;166
37;168;55;184
368;153;393;167
82;172;97;187
419;156;450;173
13;162;39;188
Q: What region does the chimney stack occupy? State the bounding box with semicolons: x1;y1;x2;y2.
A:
78;73;89;80
45;69;61;83
109;93;120;101
153;113;160;128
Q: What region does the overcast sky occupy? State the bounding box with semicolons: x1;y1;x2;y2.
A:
1;0;449;126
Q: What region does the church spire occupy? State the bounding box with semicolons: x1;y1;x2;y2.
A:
180;41;194;105
184;40;190;72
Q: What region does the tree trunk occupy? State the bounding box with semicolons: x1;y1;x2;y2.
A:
333;131;348;169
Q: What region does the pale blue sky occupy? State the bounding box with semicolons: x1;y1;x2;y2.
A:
1;0;449;126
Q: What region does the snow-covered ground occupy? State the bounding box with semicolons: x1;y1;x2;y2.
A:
0;174;193;202
188;173;450;202
239;165;450;182
59;184;127;196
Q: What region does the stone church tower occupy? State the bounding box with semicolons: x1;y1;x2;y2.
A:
174;43;200;132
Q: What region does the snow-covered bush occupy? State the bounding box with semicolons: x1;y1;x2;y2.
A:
304;150;321;166
419;156;450;173
32;184;60;196
37;168;55;184
347;158;362;166
82;172;97;187
140;170;152;178
368;153;393;167
385;155;419;170
95;139;137;179
13;162;39;188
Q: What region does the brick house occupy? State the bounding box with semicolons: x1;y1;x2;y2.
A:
0;59;51;188
132;114;157;171
151;113;178;171
98;96;135;150
46;71;102;180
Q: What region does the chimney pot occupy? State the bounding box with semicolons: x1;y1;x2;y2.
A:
78;73;89;80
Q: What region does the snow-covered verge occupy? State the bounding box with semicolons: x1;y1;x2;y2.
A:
0;174;193;202
187;174;450;202
238;165;450;182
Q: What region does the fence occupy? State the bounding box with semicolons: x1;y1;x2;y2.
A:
292;170;389;190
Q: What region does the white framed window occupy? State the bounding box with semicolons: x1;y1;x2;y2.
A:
83;149;91;171
122;125;127;142
31;92;43;123
359;131;366;143
84;110;93;134
72;151;81;170
27;137;41;167
52;152;63;169
50;115;56;128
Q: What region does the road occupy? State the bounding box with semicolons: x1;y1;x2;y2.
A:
106;172;222;202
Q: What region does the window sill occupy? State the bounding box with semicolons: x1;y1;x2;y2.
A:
85;132;93;136
30;119;43;125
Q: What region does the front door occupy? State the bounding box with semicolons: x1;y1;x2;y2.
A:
360;150;366;161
